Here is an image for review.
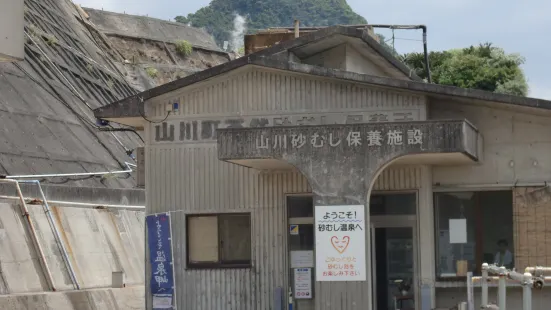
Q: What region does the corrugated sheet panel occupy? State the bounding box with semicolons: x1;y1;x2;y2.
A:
146;144;309;309
146;143;420;309
152;68;426;117
372;165;422;190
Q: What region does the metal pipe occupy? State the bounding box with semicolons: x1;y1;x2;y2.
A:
0;179;56;291
420;26;432;83
4;162;134;179
294;20;300;38
482;263;489;307
523;272;532;310
525;266;551;275
0;195;144;211
473;276;551;283
267;23;432;83
498;266;507;310
18;180;80;290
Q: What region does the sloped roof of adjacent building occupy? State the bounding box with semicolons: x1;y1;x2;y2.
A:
83;7;223;53
0;0;226;187
94;25;551;122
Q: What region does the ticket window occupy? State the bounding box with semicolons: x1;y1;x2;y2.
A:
287;196;315;310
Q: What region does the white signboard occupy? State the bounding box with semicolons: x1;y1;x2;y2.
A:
449;219;467;244
294;268;312;299
291;250;314;268
315;205;366;281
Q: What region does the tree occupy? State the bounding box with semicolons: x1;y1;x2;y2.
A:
402;43;528;96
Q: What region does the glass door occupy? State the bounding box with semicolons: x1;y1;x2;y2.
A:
371;216;417;310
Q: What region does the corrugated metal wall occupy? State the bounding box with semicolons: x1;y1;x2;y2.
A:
145;67;426;309
146;144;421;309
151;68;426;117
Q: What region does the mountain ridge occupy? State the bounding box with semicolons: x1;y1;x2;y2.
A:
176;0;367;48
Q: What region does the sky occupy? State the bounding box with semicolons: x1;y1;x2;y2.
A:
78;0;550;99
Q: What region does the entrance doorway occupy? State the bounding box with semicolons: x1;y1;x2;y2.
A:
286;192;418;310
370;194;418;310
371;218;417;310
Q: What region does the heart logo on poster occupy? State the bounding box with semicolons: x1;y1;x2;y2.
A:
331;236;350;254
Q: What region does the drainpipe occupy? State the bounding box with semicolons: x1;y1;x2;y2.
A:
267;24;433;83
419;25;432;83
18;180;80;290
294;20;300;38
368;24;432;84
0;179;56;291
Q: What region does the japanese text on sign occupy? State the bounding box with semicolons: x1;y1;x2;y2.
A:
256;129;423;149
294;268;313;299
315;205;366;282
146;213;175;309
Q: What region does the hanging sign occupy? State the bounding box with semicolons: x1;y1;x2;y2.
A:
315;205;366;281
146;213;175;309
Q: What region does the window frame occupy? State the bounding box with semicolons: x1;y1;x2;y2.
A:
186;212;252;269
433;189;514;282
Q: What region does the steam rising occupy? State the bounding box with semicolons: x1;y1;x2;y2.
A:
231;13;247;52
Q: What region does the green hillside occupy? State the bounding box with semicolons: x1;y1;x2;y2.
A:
175;0;367;48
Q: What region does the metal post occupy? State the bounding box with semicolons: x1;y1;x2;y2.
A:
19;180;80;290
482;263;489;307
498;266;507;310
523;272;532;310
466;272;474;310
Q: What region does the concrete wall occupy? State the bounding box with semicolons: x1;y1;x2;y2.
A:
345;44;387;77
84;7;221;51
0;200;144;294
431;100;551;185
0;0;24;61
0;286;144;310
302;44;347;71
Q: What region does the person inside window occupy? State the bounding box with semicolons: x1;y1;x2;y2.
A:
494;239;513;269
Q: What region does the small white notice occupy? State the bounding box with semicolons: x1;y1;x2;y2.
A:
290;250;314;268
449;219;467;244
294;268;312;299
152;294;173;309
315;205;366;281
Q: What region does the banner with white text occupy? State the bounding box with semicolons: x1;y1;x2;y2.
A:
146;213;175;309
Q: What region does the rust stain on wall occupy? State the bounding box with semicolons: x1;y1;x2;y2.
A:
51;206;83;285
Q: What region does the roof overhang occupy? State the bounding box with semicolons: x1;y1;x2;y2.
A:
94;56;551;128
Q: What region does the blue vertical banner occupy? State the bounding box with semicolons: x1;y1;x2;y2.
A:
146;213;175;309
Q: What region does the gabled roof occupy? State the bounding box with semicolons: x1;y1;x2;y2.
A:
94;26;551;121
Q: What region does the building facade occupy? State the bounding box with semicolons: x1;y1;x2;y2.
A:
95;26;551;310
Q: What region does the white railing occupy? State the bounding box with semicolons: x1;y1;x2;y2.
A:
466;263;550;310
